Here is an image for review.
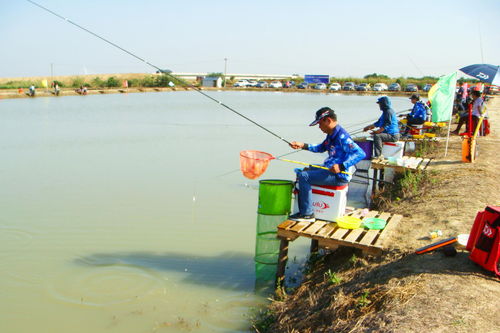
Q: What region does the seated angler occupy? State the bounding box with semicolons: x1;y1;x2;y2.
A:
363;96;400;157
401;93;427;136
288;107;366;222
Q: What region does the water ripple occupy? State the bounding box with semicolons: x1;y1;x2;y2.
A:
47;264;166;307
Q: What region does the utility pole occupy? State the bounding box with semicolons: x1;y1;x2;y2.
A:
51;63;54;84
223;58;227;88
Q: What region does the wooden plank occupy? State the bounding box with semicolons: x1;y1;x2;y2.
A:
349;209;364;218
358;229;380;247
419;158;431;170
343;228;365;243
277;219;296;230
276;229;300;240
276;222;301;240
318;236;379;253
375;214;403;247
317;239;338;251
360;210;379;219
409;157;423;169
290;221;312;233
330;226;351;240
315;223;337;238
275;239;289;287
356;209;384;246
310;239;319;254
302;221;328;236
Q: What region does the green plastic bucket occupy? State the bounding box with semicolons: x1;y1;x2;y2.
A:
258;179;293;215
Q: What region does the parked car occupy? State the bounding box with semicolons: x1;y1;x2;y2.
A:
422;83;433;92
233;79;249;87
269;81;283;88
356;83;371;91
388;83;401;91
372;83;388;91
405;84;418;92
297;82;309;89
329;82;341;91
343;82;356;91
313;83;327;90
256;81;268;88
247;80;258;87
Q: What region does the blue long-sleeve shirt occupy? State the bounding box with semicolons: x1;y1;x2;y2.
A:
307;125;366;182
408;101;427;122
374;96;400;135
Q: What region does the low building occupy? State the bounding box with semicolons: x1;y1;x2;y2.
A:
202;76;223;88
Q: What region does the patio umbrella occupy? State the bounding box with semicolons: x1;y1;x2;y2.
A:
459;64;500;85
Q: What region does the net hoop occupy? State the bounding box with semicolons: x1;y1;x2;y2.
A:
239;150;274;179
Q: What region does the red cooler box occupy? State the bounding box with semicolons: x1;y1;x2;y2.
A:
293;184;348;222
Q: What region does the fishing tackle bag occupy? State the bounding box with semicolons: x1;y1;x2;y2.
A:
466;206;500;277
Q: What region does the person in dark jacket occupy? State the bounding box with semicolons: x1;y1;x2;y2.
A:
288;107;366;222
363;96;400;157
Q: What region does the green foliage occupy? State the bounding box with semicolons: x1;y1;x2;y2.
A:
0;80;38;89
364;73;390;80
349;253;358;266
52;80;64;88
91;77;105;88
357;291;371;307
127;78;141;87
154;74;170;87
141;75;156;87
71;77;86;88
251;308;276;332
325;269;343;284
207;72;223;78
105;76;120;88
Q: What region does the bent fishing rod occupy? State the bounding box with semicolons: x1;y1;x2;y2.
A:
26;0;292;146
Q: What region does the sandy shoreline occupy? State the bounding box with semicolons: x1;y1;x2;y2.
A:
0;86;425;100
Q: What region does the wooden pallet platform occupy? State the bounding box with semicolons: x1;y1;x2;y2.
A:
371;156;432;172
276;209;403;286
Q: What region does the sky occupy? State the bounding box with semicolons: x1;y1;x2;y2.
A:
1;0;499;79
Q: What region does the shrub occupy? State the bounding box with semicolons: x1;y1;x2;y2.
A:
127;78;140;87
105;76;120;88
141;75;156;87
71;77;86;88
91;77;105;88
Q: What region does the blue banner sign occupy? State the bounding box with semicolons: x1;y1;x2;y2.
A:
304;75;329;84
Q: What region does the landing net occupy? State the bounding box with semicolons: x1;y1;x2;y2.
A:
239;150;274;179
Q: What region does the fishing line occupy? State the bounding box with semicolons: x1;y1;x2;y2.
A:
26;0;291;146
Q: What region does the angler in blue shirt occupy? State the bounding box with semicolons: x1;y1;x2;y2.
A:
401;93;427;136
363;96;400;157
288;107;366;222
407;94;427;124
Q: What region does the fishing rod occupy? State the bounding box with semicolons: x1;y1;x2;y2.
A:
26;0;292;146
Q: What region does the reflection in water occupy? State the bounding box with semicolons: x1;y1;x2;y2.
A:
75;251;256;293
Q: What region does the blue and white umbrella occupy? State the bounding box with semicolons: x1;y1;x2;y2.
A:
459;64;500;86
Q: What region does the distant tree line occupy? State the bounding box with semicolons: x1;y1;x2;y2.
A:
0;73;481;90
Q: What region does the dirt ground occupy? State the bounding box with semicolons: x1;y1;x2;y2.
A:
259;97;500;333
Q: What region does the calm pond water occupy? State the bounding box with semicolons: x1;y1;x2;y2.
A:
0;91;409;332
